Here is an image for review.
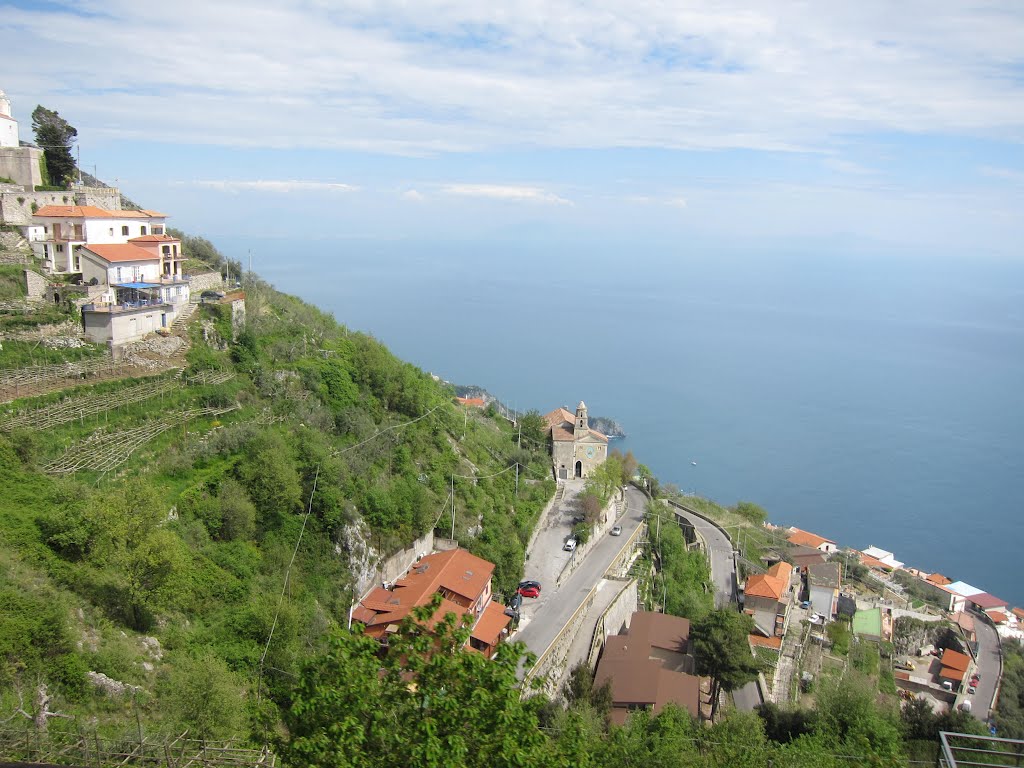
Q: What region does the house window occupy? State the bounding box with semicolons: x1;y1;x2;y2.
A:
162;245;171;255
73;255;81;271
116;267;122;282
121;225;129;236
153;226;164;235
56;244;64;252
109;228;114;236
175;286;182;296
140;226;147;236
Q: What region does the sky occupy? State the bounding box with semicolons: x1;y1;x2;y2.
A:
2;0;1023;256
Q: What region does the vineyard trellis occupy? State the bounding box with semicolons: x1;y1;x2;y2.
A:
0;371;235;432
0;726;275;768
0;356;159;402
43;405;239;475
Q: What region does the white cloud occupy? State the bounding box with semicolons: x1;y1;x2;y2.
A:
2;1;1023;155
822;158;878;176
402;189;425;201
188;180;358;193
439;184;572;205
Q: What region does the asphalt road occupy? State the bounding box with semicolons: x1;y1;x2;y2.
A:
668;499;762;711
972;616;1000;722
515;486;647;678
667;500;737;609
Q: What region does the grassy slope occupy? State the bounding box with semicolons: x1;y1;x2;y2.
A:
0;275;554;743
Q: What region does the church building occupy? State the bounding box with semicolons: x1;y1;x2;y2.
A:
543;401;608;480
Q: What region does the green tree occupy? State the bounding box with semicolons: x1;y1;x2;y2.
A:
518;409;547;447
218;477;257;541
31;106;77;186
121;528;189;629
159;648;246;740
691;609;761;720
734;501;768;525
814;673;904;765
279;604;555;768
237;432;302;525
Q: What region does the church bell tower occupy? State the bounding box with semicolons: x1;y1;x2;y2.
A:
574;401;588;438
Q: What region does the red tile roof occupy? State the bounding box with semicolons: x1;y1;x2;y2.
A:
787;528;835;549
767;561;793;583
969;593;1008;610
1012;607;1024;621
543;407;576;429
128;234;179;243
33;205;168;219
990;611;1009;624
940;648;971;672
940;666;966;682
748;634;783;650
926;572;952;586
80;244;159;263
745;573;786;600
470;601;511;649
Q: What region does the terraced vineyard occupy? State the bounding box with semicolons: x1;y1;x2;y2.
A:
43;404;239;474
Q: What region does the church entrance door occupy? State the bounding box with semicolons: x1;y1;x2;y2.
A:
574;461;582;478
559;465;567;480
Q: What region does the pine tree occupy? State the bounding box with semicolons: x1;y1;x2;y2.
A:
31;106;78;186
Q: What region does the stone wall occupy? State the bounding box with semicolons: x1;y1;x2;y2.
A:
0;186;122;226
0;146;42;190
598;580;639;646
230;298;246;340
187;270;224;296
525;586;598;697
23;269;47;301
357;530;435;598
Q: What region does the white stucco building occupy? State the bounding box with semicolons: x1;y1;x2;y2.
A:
0;90;18;148
31;205;169;273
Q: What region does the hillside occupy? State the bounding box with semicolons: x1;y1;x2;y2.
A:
0;267;555;744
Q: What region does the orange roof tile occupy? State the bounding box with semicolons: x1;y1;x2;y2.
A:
926;573;952;586
748;634;783;650
128;234;179;243
940;666;966;682
543;407;575;429
858;553;894;571
940;648;971;672
80;244;159;263
767;561;793;583
34;205;116;218
787;528;835;549
470;601;511;648
551;425;574;442
455;396;485;408
1013;608;1024;621
745;574;786;600
990;611;1009;624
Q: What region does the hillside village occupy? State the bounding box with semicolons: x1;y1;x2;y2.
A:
1;89;1023;768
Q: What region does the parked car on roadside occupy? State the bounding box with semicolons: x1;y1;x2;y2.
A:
518;580;541;592
508;593;522;611
200;289;226;302
611;525;622;536
563;537;578;552
518;585;541;599
969;685;977;694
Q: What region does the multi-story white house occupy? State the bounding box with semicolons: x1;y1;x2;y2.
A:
75;236;191;346
30;205;169;273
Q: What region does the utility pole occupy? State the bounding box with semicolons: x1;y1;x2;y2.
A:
450;474;455;540
515;422;522;496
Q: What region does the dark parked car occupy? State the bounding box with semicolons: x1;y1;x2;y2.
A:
508;593;522;611
518;585;541;599
200;290;226;302
518;580;541;592
571;514;586;525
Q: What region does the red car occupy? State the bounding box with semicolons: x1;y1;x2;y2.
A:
518;585;541;599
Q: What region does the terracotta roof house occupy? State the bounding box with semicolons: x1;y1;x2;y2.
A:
352;548;510;657
1013;608;1024;622
544;401;608;480
744;562;793;637
990;611;1010;625
939;648;972;686
594;611;699;725
786;528;837;554
789;544;827;569
31;204;170;273
455;396;486;408
861;546;903;570
926;572;953;586
968;593;1009;615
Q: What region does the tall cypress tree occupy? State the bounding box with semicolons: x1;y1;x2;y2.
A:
31;105;78;186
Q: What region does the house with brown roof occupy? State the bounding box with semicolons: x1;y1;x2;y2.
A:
967;592;1009;616
926;572;952;587
786;528;837;554
31;204;169;273
938;648;972;689
455;396;486;408
594;611;699;725
352;548;510;657
743;562;793;637
544;401;608;480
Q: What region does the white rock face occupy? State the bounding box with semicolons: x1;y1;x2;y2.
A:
87;671;141;697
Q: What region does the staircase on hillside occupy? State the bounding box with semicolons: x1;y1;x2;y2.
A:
169;300;198;331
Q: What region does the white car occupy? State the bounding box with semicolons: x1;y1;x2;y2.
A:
611;525;622;536
563;538;578;552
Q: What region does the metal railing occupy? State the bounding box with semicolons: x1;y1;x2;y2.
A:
939;731;1024;767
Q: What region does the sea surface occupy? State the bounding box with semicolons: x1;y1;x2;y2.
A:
239;237;1024;607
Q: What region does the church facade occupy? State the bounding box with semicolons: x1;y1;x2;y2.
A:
543;401;608;480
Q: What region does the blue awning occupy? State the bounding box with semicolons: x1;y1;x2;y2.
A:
115;282;161;289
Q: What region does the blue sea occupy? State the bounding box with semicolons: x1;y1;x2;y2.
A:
241;237;1024;607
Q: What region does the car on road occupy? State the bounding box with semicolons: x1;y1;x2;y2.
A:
570;514;586;525
563;537;578;552
895;660;915;671
200;290;226;302
518;585;541;599
611;525;622;536
508;593;522;611
968;685;977;694
518;580;541;592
